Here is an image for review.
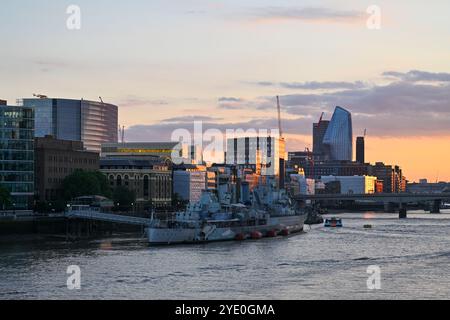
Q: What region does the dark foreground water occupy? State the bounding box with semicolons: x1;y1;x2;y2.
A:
1;211;449;300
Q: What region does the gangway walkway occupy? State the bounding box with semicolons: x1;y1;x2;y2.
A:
66;209;152;226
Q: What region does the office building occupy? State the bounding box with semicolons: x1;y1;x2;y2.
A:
356;137;365;163
0;103;34;209
226;136;286;187
320;176;378;194
22;97;118;152
301;160;370;180
101;142;179;163
288;151;312;168
394;165;407;193
322;107;353;161
173;165;207;203
368;162;406;193
290;174;315;196
34;136;99;202
407;181;450;194
313;120;330;160
100;158;172;209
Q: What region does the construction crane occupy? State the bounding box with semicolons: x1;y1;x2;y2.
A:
276;96;283;139
99;96;104;103
318;112;325;125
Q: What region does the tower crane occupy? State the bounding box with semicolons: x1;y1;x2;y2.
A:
318;112;325;126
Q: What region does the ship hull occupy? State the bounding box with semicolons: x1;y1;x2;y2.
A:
147;214;306;245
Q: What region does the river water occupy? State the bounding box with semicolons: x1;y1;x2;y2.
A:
1;211;449;300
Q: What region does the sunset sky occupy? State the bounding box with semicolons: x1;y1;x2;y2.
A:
1;0;450;182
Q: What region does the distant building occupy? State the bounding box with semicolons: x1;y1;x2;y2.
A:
375;180;384;193
206;165;231;193
394;165;407;193
317;180;341;195
356;137;365;163
226;136;286;187
100;158;172;209
322;107;353;161
321;176;377;194
288;151;314;169
301;160;370;180
22;97;118;152
313;120;330;160
35;136;99;202
173;165;206;203
368;162;406;193
101;142;179;163
0;99;7;105
0;104;34;209
290;174;315;196
407;181;450;194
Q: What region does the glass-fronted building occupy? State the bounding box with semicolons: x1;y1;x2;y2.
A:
322;106;353;161
22;98;118;152
0;104;34;209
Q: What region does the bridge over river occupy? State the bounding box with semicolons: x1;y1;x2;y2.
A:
293;193;450;213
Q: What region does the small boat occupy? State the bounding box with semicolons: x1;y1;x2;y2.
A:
324;217;343;228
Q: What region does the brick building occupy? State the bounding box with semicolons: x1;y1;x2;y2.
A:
35;136;99;202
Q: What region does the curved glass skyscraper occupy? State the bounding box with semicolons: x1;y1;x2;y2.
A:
322;106;353;161
22;98;118;152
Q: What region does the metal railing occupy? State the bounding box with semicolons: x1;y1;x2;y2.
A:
66;209;152;226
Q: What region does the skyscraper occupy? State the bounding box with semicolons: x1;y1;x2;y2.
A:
322;106;353;161
313;120;330;160
22;98;118;152
0;103;34;209
356;137;365;163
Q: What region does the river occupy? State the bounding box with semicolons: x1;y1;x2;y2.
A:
1;211;449;300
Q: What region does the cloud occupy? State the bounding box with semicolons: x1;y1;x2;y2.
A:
255;81;274;86
218;97;243;102
383;70;450;82
118;96;169;108
32;59;73;73
125;69;450;146
218;97;247;110
162;115;223;123
125;117;310;145
252;80;367;90
247;7;365;25
255;76;450;137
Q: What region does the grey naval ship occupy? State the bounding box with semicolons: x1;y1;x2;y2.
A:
147;185;306;245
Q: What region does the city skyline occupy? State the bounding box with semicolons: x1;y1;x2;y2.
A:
1;0;450;181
